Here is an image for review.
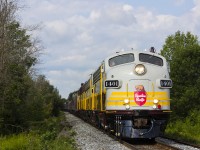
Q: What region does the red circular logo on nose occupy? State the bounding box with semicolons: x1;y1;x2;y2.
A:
134;85;146;106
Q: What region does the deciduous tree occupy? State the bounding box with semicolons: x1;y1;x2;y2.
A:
161;31;200;118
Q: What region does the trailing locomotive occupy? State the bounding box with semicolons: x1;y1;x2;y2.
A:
66;48;172;139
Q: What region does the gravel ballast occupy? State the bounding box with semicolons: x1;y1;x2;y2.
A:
64;112;130;150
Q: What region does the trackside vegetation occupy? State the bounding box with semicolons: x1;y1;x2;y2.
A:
161;31;200;145
0;0;61;134
0;113;76;150
0;0;76;149
165;110;200;144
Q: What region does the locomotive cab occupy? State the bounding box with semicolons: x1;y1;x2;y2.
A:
103;50;172;139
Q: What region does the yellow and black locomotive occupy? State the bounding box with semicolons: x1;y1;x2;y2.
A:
66;48;172;139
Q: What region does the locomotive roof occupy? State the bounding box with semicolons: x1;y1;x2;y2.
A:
104;49;165;61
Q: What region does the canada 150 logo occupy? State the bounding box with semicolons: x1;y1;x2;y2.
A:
134;85;146;106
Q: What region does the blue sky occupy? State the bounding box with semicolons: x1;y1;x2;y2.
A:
19;0;200;98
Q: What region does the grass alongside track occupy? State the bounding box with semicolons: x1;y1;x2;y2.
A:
165;110;200;145
0;133;76;150
0;112;77;150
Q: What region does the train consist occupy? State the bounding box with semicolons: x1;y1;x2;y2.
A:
66;48;172;139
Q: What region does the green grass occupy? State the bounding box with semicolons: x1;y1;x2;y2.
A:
0;133;41;150
0;133;76;150
165;110;200;145
0;112;77;150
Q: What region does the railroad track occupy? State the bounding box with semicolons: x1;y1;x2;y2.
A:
96;124;200;149
117;138;179;150
89;122;180;150
156;137;200;150
95;123;200;150
67;111;199;150
116;135;200;150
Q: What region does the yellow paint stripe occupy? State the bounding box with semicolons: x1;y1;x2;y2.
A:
111;92;129;96
108;96;170;100
108;91;170;102
108;97;128;100
111;91;168;96
106;101;170;106
108;97;170;101
107;100;170;102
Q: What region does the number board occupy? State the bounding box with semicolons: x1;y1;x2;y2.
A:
160;80;172;88
105;80;119;88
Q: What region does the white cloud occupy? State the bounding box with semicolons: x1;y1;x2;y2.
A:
19;0;200;98
90;10;101;20
46;68;93;98
76;32;93;44
46;20;67;36
123;4;133;12
51;55;86;65
174;0;185;6
192;0;200;16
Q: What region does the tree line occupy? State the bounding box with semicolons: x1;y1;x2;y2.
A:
161;31;200;120
0;0;64;135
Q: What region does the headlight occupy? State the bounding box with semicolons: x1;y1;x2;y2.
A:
124;99;129;104
153;99;158;104
135;64;146;75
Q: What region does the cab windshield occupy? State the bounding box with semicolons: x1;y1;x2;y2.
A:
139;53;163;66
109;54;134;67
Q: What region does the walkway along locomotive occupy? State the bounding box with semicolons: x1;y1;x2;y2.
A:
66;48;172;139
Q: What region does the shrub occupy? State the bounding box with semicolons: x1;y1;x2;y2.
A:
165;110;200;144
